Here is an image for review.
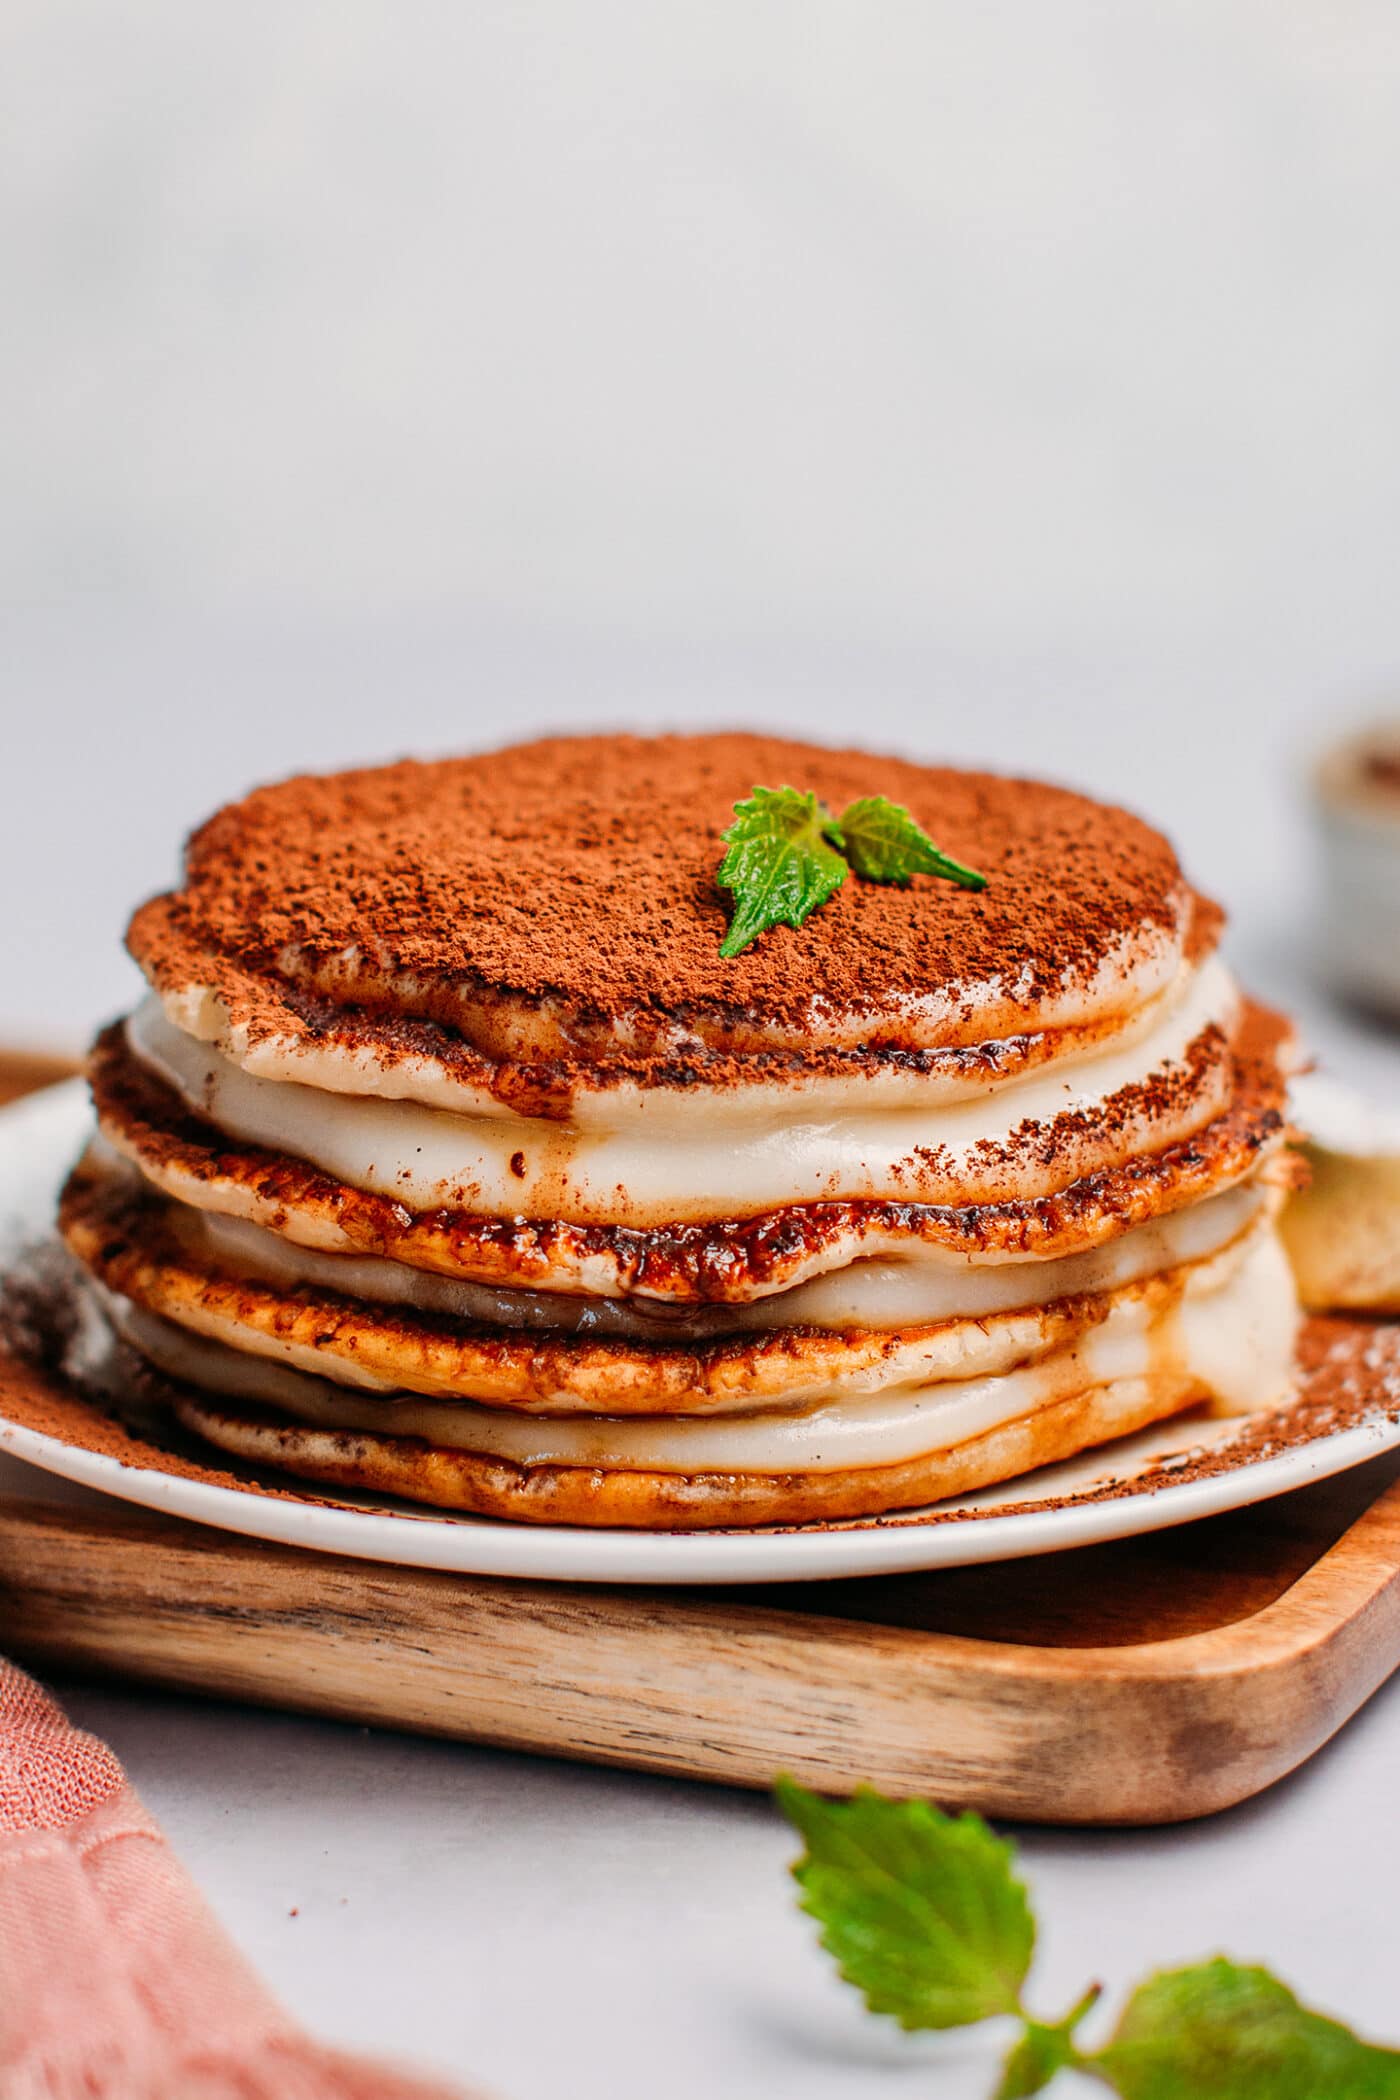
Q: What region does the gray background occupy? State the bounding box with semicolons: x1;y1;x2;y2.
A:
6;2;1400;1056
5;6;1400;2093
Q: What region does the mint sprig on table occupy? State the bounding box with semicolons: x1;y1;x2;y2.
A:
776;1779;1400;2097
717;785;986;958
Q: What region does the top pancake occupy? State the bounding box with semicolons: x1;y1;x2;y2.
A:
128;734;1208;1073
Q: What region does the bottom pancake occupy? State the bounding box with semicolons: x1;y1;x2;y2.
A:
170;1368;1206;1527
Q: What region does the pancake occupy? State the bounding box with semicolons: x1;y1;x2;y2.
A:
59;733;1306;1526
126;735;1210;1084
86;1005;1293;1301
117;970;1240;1224
60;1151;1281;1413
167;1379;1233;1527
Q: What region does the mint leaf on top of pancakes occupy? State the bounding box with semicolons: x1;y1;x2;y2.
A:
718;785;985;957
716;786;850;958
837;793;987;890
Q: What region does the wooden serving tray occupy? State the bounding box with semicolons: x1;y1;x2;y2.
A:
2;1458;1400;1825
5;1052;1400;1826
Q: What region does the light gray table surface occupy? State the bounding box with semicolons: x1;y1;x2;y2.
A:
5;618;1400;2097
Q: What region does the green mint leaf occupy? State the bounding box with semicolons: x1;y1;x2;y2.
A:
716;782;988;955
836;794;987;890
775;1777;1035;2032
1092;1959;1400;2099
996;1987;1101;2098
995;2022;1081;2099
717;786;849;957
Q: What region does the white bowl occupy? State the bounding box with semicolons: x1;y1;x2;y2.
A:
1314;722;1400;1014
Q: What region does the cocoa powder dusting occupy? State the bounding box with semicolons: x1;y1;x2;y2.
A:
127;735;1197;1039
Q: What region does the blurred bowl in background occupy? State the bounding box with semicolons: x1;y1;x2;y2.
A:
1314;722;1400;1018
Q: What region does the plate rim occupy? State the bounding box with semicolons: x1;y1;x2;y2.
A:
4;1404;1400;1586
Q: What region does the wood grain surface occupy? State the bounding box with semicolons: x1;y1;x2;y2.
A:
4;1050;1400;1825
0;1049;77;1107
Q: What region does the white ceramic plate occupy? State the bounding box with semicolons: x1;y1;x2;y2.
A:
3;1081;1399;1585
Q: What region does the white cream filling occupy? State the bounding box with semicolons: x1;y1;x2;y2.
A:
157;905;1192;1089
126;956;1238;1225
105;1220;1298;1474
188;1179;1266;1336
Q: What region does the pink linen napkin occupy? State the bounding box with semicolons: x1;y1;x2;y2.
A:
0;1658;469;2099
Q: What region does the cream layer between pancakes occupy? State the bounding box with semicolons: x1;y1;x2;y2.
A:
124;951;1237;1227
180;1175;1267;1339
96;1216;1297;1474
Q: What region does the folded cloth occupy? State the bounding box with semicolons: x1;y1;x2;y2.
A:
0;1658;468;2099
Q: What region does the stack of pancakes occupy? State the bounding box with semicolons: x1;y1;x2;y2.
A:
59;733;1301;1527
